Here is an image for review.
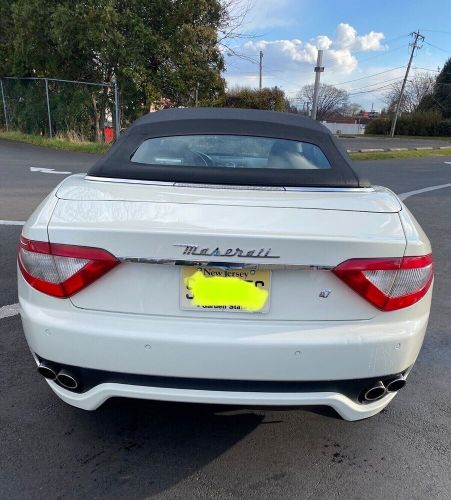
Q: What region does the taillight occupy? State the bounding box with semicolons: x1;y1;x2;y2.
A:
18;236;119;298
333;254;433;311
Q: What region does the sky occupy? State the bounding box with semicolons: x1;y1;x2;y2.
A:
223;0;451;111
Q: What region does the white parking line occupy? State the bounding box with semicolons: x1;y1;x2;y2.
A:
30;167;72;174
0;303;20;319
399;183;451;200
0;220;25;225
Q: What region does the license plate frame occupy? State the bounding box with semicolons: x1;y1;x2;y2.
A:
180;266;271;313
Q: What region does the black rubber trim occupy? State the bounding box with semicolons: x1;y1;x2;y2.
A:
36;355;405;404
88;108;366;188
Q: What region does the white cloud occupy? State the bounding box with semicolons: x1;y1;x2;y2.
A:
334;23;385;51
232;23;384;76
315;35;333;51
224;23;389;108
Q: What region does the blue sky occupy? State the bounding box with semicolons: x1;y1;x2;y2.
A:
224;0;451;110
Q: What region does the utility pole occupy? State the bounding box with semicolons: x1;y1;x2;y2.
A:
390;31;424;137
195;82;199;107
0;79;8;131
113;78;120;140
259;50;263;90
44;78;52;138
311;49;324;120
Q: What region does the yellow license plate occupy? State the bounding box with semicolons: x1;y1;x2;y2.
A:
180;266;271;313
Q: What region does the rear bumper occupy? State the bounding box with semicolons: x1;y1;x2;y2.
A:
20;280;431;420
33;354;405;420
20;292;430;380
43;376;397;421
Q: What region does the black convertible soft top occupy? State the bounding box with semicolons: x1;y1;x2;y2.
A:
88;108;367;188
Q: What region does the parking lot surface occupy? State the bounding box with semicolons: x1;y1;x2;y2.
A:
1;138;450;499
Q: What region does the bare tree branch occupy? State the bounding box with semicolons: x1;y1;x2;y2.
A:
219;0;260;63
384;72;436;113
297;84;350;120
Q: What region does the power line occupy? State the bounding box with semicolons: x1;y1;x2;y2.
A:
283;74;404;96
423;40;451;54
421;29;451;35
348;82;399;97
326;66;406;87
345;76;404;93
412;66;440;72
353;42;409;65
382;33;412;44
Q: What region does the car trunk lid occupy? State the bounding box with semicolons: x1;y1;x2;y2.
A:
47;175;406;320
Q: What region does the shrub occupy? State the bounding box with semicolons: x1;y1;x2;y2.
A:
213;87;288;112
365;111;450;136
365;117;391;135
434;119;451;136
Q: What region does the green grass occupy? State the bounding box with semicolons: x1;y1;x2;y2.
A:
1;129;450;162
361;134;451;141
350;148;451;161
0;130;111;155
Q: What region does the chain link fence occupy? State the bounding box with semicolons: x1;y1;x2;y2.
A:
0;77;120;142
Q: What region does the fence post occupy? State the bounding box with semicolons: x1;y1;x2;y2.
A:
0;79;9;131
113;79;120;140
44;78;53;138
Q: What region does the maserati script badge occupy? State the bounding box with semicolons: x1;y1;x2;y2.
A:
174;244;280;259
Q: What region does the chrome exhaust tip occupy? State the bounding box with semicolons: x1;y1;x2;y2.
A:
37;363;57;380
386;376;406;393
362;381;386;402
56;369;79;390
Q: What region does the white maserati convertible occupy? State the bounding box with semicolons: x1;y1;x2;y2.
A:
18;108;433;420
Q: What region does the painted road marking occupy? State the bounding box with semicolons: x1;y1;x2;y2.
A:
0;303;20;319
30;167;72;174
0;220;25;225
399;183;451;200
444;161;451;164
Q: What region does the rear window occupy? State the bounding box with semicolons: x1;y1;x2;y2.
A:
131;135;331;170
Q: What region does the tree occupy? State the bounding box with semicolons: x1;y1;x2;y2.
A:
418;58;451;118
297;84;349;120
384;72;436;114
340;102;364;117
0;0;230;138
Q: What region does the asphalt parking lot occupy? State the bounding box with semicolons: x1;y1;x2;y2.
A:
1;138;450;499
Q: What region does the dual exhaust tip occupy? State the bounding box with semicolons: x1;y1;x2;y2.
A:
37;362;406;400
361;376;406;402
37;363;78;390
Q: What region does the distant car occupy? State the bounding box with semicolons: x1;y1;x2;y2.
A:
18;108;433;421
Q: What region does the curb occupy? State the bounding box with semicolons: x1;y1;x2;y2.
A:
346;146;451;153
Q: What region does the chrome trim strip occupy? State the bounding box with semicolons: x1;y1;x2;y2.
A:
284;186;374;193
174;183;284;191
85;176;174;187
119;257;333;271
85;175;373;192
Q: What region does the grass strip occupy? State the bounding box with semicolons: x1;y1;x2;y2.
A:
349;148;451;161
1;130;450;161
0;131;110;155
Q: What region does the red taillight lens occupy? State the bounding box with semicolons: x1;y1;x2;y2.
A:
333;254;433;311
18;236;119;298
